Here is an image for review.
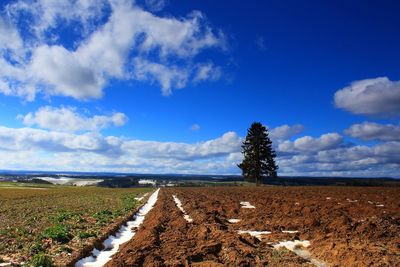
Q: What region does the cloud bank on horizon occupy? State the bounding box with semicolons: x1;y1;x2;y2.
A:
0;0;399;177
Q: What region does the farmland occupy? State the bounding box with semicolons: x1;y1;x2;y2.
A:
1;184;399;266
0;182;153;266
106;186;400;267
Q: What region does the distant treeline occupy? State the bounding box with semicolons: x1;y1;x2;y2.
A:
264;177;400;187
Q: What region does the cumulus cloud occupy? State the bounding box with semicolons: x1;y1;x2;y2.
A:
193;62;222;83
30;45;104;99
278;133;343;153
6;0;107;38
0;126;241;173
144;0;166;12
270;124;304;141
345;122;400;142
278;142;400;177
132;58;188;95
18;106;128;132
0;126;122;154
122;131;241;160
0;123;398;177
334;77;400;117
0;16;22;50
0;0;225;100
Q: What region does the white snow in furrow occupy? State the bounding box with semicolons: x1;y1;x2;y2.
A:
172;195;193;223
346;198;358;203
237;230;271;240
240;201;255;208
75;189;160;267
367;200;385;207
134;193;149;202
227;219;241;223
273;240;327;267
282;230;299;233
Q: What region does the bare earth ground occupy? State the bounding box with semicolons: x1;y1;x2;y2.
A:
106;186;400;267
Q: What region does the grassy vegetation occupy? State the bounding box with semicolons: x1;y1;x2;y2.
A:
0;181;57;189
0;182;153;265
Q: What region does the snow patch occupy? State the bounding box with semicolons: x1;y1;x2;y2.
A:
75;189;160;267
346;198;358;203
240;201;255;209
274;240;310;250
39;177;102;186
39;177;74;184
138;179;156;185
282;230;298;234
134;193;149;202
273;240;327;267
72;180;103;186
237;230;271;240
228;219;241;223
172;195;193;223
326;197;331;200
376;204;385;207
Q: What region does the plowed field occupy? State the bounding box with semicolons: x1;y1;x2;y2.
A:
106;186;400;267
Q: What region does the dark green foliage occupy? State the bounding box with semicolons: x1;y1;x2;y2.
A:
121;194;139;211
238;122;278;184
30;253;53;267
93;209;114;225
78;231;96;239
42;225;70;243
30;239;45;254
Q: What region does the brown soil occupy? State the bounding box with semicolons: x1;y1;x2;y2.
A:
106;186;400;267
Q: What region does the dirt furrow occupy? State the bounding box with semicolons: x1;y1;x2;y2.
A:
107;188;308;266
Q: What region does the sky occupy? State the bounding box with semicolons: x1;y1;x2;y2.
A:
0;0;399;177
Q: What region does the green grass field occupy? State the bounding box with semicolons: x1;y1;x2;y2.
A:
0;182;153;266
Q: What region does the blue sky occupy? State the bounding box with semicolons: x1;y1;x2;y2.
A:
0;0;399;176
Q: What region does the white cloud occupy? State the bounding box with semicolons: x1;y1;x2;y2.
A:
0;16;22;50
18;106;128;132
278;142;400;177
132;58;189;95
30;45;104;99
0;124;398;177
345;122;400;142
0;126;241;173
193;62;221;82
6;0;107;39
122;132;241;160
270;124;304;141
0;0;226;101
278;133;343;153
190;124;201;131
144;0;166;12
334;77;400;117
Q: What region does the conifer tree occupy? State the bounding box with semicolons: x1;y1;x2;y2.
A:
238;122;278;184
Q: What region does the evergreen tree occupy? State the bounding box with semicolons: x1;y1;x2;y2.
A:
238;122;278;184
